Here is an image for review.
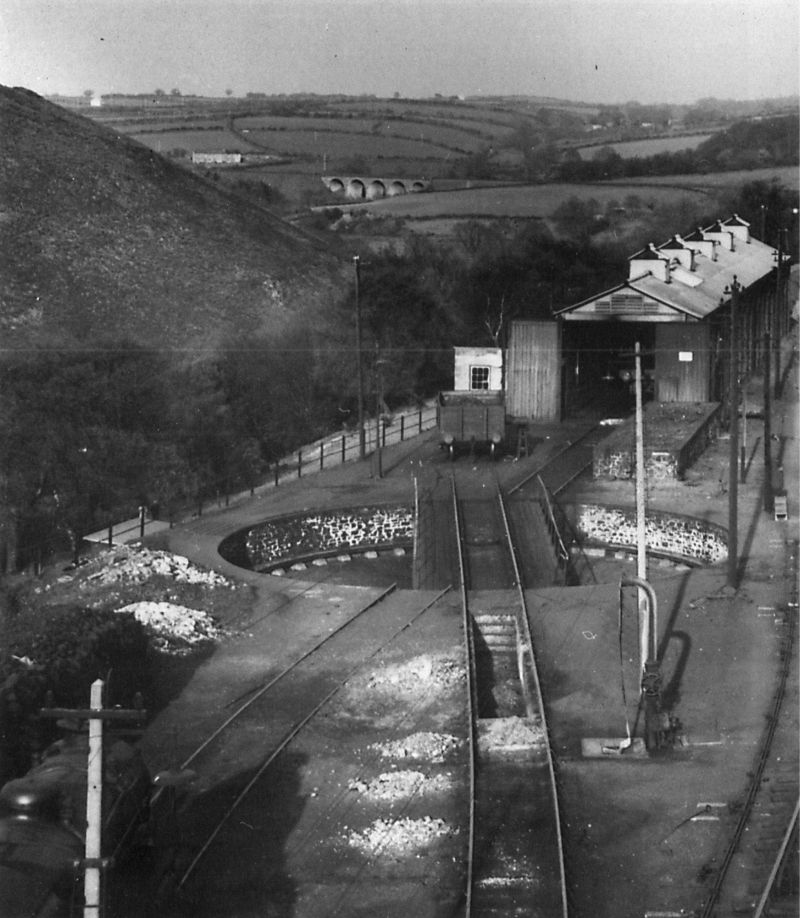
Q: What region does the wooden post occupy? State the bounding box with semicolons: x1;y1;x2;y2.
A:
774;230;785;399
354;255;365;460
727;278;740;589
84;680;104;918
634;342;648;673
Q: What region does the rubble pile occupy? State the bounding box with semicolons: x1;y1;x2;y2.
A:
344;653;465;702
80;545;233;588
347;769;452;801
116;601;223;655
370;732;462;763
346;815;457;857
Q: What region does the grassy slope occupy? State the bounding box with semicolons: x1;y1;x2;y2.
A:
0;86;347;352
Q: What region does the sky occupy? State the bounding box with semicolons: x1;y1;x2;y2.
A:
1;0;798;105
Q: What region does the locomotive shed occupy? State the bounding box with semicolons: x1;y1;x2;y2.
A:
125;356;798;918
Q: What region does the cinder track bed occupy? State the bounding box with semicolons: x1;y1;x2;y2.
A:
151;586;472;918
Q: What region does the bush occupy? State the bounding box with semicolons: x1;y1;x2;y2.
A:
0;606;150;780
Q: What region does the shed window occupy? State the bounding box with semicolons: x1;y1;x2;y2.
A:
470;366;490;390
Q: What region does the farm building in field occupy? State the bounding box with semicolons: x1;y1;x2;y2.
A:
192;152;243;165
505;215;793;422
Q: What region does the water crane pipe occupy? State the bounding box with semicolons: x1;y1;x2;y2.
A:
620;576;663;751
620;576;658;667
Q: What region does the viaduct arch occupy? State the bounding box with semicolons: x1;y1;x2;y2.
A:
321;176;430;201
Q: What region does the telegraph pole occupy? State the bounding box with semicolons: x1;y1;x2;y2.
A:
40;681;145;918
353;255;365;459
763;281;773;512
726;277;741;589
634;341;648;671
773;229;785;400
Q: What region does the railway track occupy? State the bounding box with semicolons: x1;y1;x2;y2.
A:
700;537;799;918
451;474;569;918
149;584;460;914
508;421;609;499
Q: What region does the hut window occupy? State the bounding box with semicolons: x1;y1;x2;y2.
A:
470;366;490;390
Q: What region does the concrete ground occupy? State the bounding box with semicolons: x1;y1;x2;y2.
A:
134;337;799;917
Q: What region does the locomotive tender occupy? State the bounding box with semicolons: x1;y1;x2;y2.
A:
0;730;150;917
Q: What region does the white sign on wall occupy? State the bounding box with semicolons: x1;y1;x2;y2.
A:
678;352;693;362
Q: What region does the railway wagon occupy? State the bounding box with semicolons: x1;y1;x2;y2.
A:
438;390;506;459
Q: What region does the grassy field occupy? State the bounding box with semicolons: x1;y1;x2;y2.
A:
576;133;715;159
87;96;797;233
130;128;263;153
340;181;712;220
606;165;799;191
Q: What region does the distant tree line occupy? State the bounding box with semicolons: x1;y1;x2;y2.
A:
437;113;799;185
556;114;799;182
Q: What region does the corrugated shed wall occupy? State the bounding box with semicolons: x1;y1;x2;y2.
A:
654;323;711;402
507;320;561;420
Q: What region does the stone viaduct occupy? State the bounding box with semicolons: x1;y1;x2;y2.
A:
321;175;430;201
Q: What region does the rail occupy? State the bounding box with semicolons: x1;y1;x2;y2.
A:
535;474;571;583
496;486;570;917
752;798;799;918
168;585;451;894
699;540;798;917
451;472;569;918
450;474;478;917
507;421;602;497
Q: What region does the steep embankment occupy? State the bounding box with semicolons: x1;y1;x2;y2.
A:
0;86;346;350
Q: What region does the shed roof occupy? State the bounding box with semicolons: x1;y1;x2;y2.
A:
555;217;778;323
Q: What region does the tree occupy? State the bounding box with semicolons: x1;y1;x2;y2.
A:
0;345;174;568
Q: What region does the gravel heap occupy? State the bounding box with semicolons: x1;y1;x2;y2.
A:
346;815;457;857
116;601;223;655
370;732;462;764
343;653;465;704
81;545;233;588
348;769;452;801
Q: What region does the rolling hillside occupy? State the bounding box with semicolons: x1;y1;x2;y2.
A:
0;86;347;352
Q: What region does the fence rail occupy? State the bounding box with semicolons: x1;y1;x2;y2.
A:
89;402;439;549
275;402;438;485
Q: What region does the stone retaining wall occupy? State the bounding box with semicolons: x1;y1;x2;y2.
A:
244;505;413;571
572;503;727;564
593;403;721;481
